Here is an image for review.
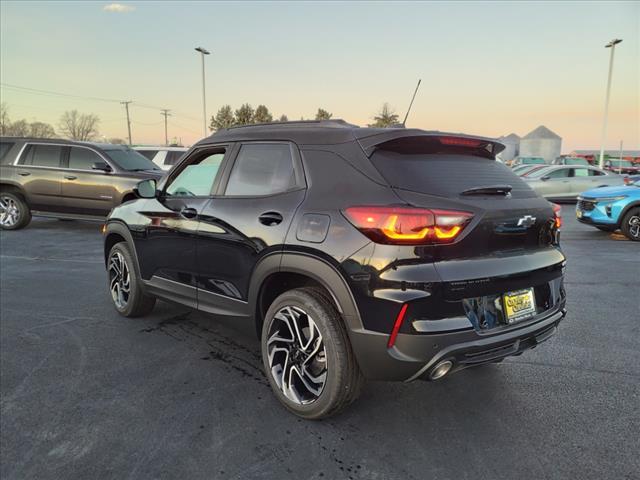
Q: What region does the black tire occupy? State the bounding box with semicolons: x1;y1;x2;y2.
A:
107;242;156;316
0;192;31;230
595;225;617;232
621;207;640;241
261;287;364;419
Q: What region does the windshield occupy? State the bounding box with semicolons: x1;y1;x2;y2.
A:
564;158;589;165
521;157;546;165
610;160;633;167
104;147;162;171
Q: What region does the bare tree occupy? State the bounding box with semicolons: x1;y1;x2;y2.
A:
5;119;29;137
58;110;100;141
29;121;56;138
0;103;9;135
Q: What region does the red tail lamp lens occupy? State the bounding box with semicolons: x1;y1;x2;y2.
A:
343;207;473;244
438;136;484;148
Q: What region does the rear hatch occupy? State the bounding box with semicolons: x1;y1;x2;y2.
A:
366;134;565;328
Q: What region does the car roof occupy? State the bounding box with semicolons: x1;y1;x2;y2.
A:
0;137;133;150
197;120;506;155
133;146;188;151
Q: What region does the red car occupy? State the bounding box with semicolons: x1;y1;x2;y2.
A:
604;159;640;175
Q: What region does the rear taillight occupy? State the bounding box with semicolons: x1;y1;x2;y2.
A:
552;203;562;229
343;206;473;244
438;136;484;148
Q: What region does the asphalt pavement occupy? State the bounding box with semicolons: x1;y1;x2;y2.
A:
1;210;638;480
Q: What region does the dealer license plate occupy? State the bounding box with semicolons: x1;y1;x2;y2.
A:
503;288;536;324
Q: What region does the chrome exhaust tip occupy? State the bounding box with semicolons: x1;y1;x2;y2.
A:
429;360;453;380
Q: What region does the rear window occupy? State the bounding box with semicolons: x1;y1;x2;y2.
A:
370;152;536;198
137;150;158;160
19;144;62;167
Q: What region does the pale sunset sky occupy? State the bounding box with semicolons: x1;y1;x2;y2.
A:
1;1;638;152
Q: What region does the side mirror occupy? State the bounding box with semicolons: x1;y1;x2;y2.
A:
135;179;157;199
92;161;112;172
541;176;551;181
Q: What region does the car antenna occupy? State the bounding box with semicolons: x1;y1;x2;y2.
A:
401;79;422;127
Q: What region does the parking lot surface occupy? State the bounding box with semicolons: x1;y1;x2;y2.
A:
1;211;638;480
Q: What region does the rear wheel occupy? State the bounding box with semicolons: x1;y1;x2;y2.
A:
107;242;156;316
261;287;364;419
621;208;640;241
0;192;31;230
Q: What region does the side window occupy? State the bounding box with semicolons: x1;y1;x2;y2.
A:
19;145;62;167
165;150;225;197
225;144;295;196
165;151;185;166
589;169;605;176
546;168;570;178
68;147;103;170
573;168;589;177
137;150;158;161
0;141;15;161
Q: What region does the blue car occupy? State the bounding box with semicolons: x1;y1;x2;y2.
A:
576;179;640;241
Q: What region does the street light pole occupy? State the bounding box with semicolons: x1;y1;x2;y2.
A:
598;38;622;169
195;47;210;138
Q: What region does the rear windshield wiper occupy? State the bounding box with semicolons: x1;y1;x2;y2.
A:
461;185;512;196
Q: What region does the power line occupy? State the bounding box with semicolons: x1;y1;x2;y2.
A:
1;82;121;103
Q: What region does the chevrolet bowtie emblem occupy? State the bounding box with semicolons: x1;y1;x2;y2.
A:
517;215;537;228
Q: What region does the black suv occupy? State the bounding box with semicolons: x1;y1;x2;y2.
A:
0;137;163;230
103;121;566;419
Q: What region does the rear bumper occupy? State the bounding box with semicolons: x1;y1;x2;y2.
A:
349;306;566;381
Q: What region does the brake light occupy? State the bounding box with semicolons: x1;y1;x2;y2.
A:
343;206;473;244
387;303;408;348
552;203;562;229
438;136;483;148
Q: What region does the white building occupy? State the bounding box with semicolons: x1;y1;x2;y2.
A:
518;126;562;164
497;133;520;161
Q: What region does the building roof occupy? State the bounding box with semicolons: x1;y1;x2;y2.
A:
500;133;520;141
571;149;640;156
522;125;561;140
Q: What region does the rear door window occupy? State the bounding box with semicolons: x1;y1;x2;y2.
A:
572;168;589;177
68;147;103;170
546;168;570;178
224;144;295;196
19;144;63;167
370;151;536;198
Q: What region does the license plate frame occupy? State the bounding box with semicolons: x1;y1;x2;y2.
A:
502;288;536;325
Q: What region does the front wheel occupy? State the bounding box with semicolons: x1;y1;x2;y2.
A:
0;192;31;230
261;287;364;419
621;208;640;241
107;242;156;316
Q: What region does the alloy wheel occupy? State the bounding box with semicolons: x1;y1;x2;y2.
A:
266;306;327;405
628;215;640;239
109;251;131;309
0;196;20;227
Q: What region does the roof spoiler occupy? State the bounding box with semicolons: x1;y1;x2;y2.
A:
355;129;506;158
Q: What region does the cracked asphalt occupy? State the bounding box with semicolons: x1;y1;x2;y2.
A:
1;211;638;479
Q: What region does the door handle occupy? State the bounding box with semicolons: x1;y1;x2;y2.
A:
259;211;283;226
64;175;77;180
180;207;198;219
18;171;31;177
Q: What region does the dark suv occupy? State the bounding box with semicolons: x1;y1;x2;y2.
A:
103;121;566;419
0;137;163;230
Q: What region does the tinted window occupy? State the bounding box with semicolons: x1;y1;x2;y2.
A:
225;144;295;196
103;147;161;171
68;147;103;170
165;151;185;166
545;168;570;178
573;168;589;177
166;151;224;197
137;150;158;160
565;158;589;166
0;141;15;161
371;152;536;198
20;145;62;167
589;169;605;176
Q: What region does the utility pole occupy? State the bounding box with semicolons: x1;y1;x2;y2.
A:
120;101;133;145
160;109;171;146
598;38;623;169
619;140;623;162
195;47;211;138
